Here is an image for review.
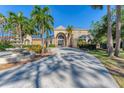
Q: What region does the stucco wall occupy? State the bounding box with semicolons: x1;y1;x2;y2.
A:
32;39;41;45
54;30;68;47
27;26;90;48
72;30;89;47
54;29;89;47
24;35;32;45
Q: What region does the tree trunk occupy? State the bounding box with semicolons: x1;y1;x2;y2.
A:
41;26;44;55
19;24;23;48
15;27;19;48
1;28;4;41
69;34;71;47
67;34;70;47
107;5;113;57
1;25;4;41
114;5;121;57
70;34;72;47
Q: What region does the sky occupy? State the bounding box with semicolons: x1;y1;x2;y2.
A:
0;5;109;37
0;5;107;29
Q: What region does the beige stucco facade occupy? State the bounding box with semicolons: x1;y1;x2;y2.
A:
53;26;91;47
24;25;91;47
32;39;41;45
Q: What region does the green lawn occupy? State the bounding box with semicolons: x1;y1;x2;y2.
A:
88;49;124;88
120;51;124;59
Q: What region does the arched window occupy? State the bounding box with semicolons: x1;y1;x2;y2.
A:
58;35;64;40
25;39;30;45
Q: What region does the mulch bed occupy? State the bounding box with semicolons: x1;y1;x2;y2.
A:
0;52;55;71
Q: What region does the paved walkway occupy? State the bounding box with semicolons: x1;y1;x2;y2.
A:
0;47;119;88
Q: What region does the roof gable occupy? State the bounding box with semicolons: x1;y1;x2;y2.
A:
55;25;66;30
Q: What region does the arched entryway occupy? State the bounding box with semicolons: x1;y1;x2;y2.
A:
24;39;30;45
56;33;66;47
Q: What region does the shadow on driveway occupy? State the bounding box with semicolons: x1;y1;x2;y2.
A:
0;48;118;88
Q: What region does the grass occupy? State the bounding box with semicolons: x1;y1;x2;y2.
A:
88;49;124;88
120;50;124;59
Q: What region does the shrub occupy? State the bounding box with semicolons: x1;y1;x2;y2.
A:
0;45;5;51
100;43;107;49
78;44;96;50
0;40;14;51
23;45;42;53
77;39;97;50
77;39;87;48
49;44;55;48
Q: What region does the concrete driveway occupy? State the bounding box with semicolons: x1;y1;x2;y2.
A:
0;47;119;88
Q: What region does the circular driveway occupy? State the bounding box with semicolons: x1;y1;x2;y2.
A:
0;47;118;88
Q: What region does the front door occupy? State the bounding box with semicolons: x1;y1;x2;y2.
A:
58;39;64;46
58;35;65;47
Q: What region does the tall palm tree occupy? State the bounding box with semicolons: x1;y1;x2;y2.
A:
5;11;28;48
31;6;54;54
66;25;73;47
0;13;6;41
91;5;113;57
21;19;37;43
114;5;122;57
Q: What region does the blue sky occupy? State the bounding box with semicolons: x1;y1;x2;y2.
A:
0;5;107;29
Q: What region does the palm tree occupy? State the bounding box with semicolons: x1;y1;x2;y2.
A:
21;19;37;43
5;11;28;48
0;13;6;41
114;5;122;57
91;5;113;57
31;6;54;54
66;25;73;47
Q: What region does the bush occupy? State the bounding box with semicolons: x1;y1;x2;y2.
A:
78;44;96;50
23;45;42;53
77;39;87;48
100;43;107;49
0;40;14;51
49;44;55;48
77;39;96;50
0;45;5;51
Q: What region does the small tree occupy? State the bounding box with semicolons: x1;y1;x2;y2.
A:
66;25;73;47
